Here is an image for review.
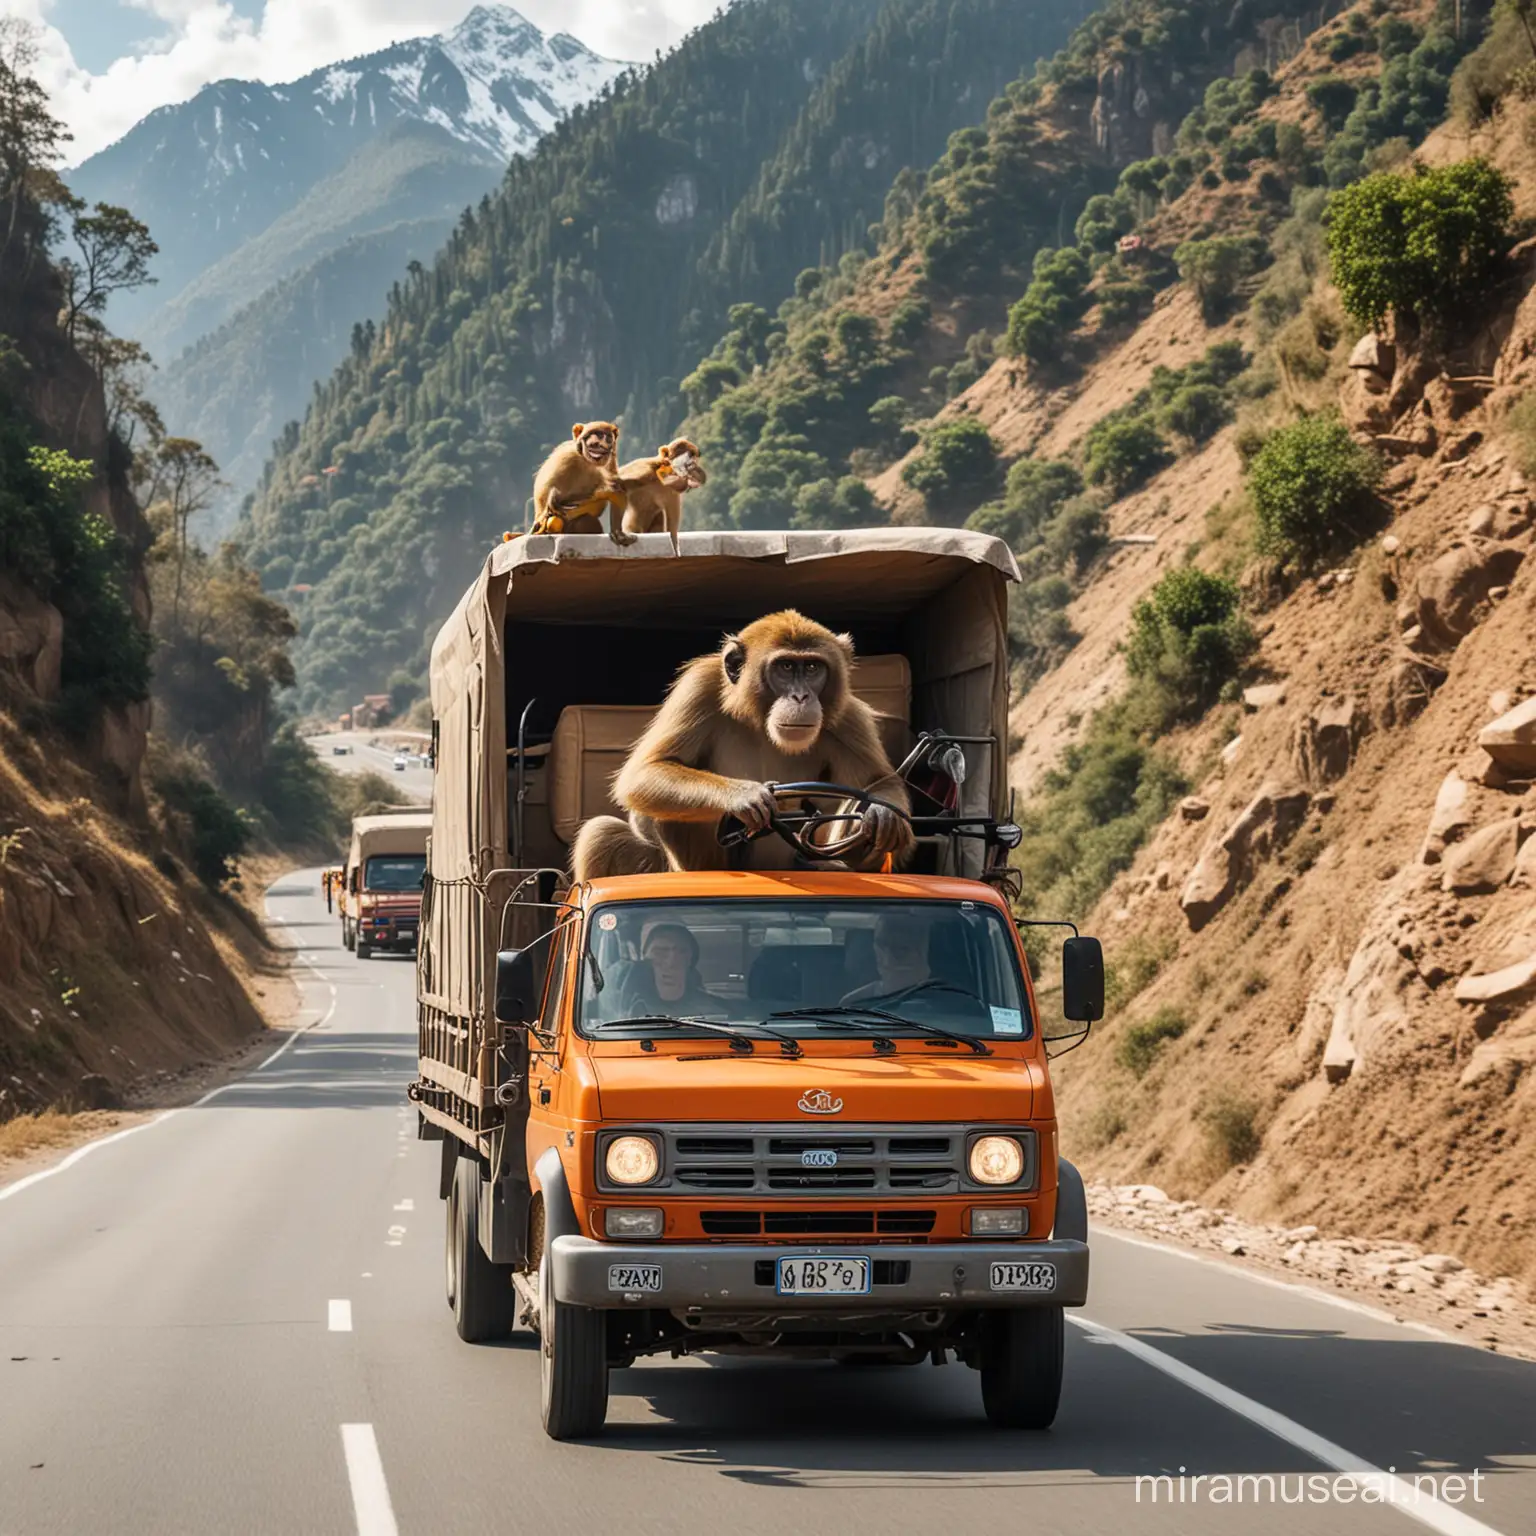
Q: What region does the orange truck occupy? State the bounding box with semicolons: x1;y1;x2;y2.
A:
414;531;1102;1439
340;809;431;959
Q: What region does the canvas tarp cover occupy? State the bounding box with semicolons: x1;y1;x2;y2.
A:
424;529;1019;1021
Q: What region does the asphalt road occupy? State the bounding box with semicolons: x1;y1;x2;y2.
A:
1;869;1532;1536
307;732;432;804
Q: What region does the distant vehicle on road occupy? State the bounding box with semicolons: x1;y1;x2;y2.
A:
340;811;430;959
332;745;349;755
393;754;408;771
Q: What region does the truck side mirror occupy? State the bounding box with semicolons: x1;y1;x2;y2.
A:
1062;936;1104;1023
495;949;538;1025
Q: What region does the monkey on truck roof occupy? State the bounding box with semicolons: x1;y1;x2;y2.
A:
572;610;914;881
527;421;634;544
618;438;707;545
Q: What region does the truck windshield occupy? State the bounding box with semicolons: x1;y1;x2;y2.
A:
578;900;1031;1043
364;855;425;892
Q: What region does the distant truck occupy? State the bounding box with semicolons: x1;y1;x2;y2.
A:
340;809;431;959
413;531;1102;1439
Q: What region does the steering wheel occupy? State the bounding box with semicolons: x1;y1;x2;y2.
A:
716;782;910;861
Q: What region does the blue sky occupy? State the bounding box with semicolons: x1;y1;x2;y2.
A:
25;1;719;164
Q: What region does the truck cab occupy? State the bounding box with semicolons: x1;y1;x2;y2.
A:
414;530;1101;1439
340;809;431;959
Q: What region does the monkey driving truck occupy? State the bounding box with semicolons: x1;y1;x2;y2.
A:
413;528;1102;1439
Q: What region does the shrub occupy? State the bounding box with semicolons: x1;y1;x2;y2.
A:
1117;1007;1189;1077
1005;246;1091;366
1174;235;1267;322
1104;932;1177;1008
965;456;1082;548
152;762;252;886
791;475;878;530
888;296;931;347
1083;415;1172;494
1306;76;1359;131
1159;382;1229;444
901;417;998;512
1504;390;1536;475
1246;415;1382;563
1326;158;1514;330
1099;280;1156;326
1201;1091;1263;1166
1125;567;1255;715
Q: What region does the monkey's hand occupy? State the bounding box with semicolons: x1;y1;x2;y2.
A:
861;802;914;860
727;780;780;837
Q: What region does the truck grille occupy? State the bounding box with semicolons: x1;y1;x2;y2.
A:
627;1124;967;1199
700;1210;936;1237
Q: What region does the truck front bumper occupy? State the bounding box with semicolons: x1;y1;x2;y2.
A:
550;1236;1089;1312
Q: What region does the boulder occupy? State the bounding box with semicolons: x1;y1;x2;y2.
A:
1420;771;1473;864
1340;370;1395;434
1415;540;1526;649
1463;747;1511;790
1379;651;1447;728
1181;782;1311;930
1479;696;1536;775
1242;683;1287;712
1439;818;1524;894
1180;796;1211;823
1348;331;1395;385
1512;836;1536;889
1467;502;1531;539
1291;696;1366;785
1454;950;1536;1006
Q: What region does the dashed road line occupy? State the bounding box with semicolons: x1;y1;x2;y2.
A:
341;1423;398;1536
1072;1317;1506;1536
329;1299;353;1332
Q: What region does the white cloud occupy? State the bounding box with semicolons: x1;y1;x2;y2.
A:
27;0;724;165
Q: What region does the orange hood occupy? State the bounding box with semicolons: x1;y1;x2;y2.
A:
588;1046;1038;1123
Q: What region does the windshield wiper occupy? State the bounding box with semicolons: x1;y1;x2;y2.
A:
591;1015;803;1058
855;979;986;1009
767;1005;991;1055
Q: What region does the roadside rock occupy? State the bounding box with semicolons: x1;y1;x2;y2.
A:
1291;695;1366;785
1420;771;1473;864
1180;796;1210;823
1455;950;1536;1006
1348;331;1394;386
1181;782;1310;930
1479;696;1536;775
1415;540;1526;649
1379;651;1447;726
1440;819;1526;893
1242;683;1287;712
1467;502;1532;539
1463;747;1512;790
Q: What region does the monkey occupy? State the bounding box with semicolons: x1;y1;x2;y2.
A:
617;438;707;544
527;421;634;544
571;610;914;881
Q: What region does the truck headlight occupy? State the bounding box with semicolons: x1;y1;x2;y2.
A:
605;1135;660;1185
969;1134;1024;1185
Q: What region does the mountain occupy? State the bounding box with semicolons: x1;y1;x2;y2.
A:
241;0;1089;708
149;120;503;530
69;5;628;347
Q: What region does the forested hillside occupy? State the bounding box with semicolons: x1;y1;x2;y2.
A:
242;0;1090;709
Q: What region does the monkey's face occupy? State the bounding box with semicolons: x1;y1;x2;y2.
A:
664;440;707;489
576;423;618;464
760;649;830;754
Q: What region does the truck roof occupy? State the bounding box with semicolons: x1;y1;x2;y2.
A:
576;869;1012;908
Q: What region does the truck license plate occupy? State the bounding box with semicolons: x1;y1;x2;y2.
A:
608;1264;662;1292
989;1261;1056;1293
776;1256;870;1295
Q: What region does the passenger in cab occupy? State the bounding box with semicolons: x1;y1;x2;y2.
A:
841;911;932;1005
621;923;719;1015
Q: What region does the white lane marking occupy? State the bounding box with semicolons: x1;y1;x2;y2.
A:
0;876;340;1209
1094;1224;1469;1348
341;1423;398;1536
393;1199;414;1212
1072;1317;1506;1536
329;1299;353;1332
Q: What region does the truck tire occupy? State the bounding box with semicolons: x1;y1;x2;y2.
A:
343;919;355;952
539;1235;608;1439
449;1159;516;1342
978;1306;1064;1430
356;938;372;960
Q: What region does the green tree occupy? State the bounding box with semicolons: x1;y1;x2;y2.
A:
1326;158;1514;329
901;416;998;513
1247;414;1382;563
1174;235;1265;322
57;201;157;339
1125;566;1255;715
965;456;1082;548
1083;416;1171;494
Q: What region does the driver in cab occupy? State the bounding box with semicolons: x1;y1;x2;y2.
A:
841;911;931;1006
619;923;719;1016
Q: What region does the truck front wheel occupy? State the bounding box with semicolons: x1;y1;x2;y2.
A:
978;1306;1064;1429
448;1159;516;1342
538;1237;608;1439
